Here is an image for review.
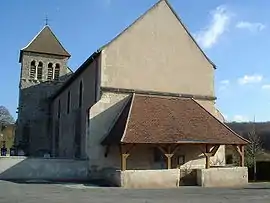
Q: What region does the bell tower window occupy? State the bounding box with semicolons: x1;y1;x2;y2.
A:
30;60;36;79
37;62;43;80
54;63;60;80
47;63;53;80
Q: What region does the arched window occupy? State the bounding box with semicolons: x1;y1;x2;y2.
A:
47;63;53;80
54;63;60;80
37;62;43;80
30;61;36;79
79;81;83;108
57;99;61;119
67;91;71;114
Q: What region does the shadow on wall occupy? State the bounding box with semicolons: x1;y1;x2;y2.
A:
87;94;131;178
0;157;88;182
15;74;72;157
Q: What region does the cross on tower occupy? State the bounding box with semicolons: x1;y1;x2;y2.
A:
45;15;49;26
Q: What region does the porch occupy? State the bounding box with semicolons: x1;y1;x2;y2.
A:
102;143;247;188
100;94;249;188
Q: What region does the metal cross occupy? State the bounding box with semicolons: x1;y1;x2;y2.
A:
45;15;49;26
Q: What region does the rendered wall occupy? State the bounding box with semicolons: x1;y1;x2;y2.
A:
197;167;248;187
101;1;215;96
115;169;180;188
87;92;130;178
0;157;88;181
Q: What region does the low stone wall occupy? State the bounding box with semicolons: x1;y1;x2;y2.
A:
108;169;181;188
197;167;248;187
0;156;88;181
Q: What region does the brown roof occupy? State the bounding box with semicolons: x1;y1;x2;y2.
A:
19;26;70;62
101;94;248;145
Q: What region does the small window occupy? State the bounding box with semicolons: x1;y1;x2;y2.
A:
47;63;53;80
67;91;71;114
79;81;83;108
37;62;43;80
30;61;36;79
57;99;61;119
54;63;60;80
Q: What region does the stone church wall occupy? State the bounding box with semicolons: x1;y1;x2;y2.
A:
51;55;100;159
16;52;71;156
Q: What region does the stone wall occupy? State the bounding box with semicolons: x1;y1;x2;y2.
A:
51;55;99;159
16;52;71;156
0;157;88;181
197;167;248;187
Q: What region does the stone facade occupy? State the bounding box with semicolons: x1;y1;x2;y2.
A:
50;54;100;159
16;50;71;156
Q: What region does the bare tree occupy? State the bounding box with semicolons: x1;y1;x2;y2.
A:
245;118;262;181
0;106;14;126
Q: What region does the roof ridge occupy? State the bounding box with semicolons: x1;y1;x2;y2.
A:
98;0;163;52
190;98;249;144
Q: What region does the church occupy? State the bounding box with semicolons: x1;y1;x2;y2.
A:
15;0;249;187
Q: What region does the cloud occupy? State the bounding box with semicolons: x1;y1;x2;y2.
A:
262;84;270;89
236;21;266;32
220;80;230;85
238;74;263;85
194;5;231;49
232;115;249;122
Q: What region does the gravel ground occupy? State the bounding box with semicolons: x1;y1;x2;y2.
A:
0;181;270;203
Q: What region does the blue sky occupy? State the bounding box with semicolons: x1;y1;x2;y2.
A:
1;0;270;122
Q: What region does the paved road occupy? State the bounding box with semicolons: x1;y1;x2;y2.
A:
0;181;270;203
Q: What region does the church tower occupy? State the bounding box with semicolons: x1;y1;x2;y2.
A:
16;25;72;156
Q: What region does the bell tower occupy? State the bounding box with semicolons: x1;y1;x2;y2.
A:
16;25;72;156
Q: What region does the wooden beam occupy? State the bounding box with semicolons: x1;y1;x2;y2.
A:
201;144;221;169
164;154;174;169
156;145;167;155
121;153;130;171
172;145;181;154
233;145;245;167
119;144;135;171
156;144;178;169
205;154;211;169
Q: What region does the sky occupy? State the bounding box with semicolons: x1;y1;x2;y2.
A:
1;0;270;122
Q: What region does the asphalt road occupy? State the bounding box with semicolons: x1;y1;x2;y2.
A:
0;181;270;203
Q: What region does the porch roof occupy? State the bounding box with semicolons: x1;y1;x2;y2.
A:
101;94;248;145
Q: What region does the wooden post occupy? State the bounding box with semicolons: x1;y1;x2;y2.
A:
241;145;245;167
205;145;210;169
205;155;210;169
119;144;135;171
233;145;245;167
165;154;173;169
238;145;244;167
157;145;175;169
121;153;130;171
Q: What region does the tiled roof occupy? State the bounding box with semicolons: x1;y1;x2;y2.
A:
20;26;70;61
101;94;248;145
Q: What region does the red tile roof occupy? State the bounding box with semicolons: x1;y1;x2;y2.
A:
101;94;248;145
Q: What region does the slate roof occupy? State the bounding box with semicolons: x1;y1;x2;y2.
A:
19;26;70;62
101;94;249;145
